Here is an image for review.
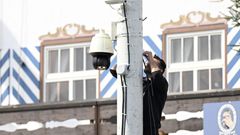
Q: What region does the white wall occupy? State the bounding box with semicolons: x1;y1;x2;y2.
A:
0;0;233;48
143;0;232;34
0;0;26;49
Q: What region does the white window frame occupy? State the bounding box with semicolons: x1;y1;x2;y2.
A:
166;29;226;93
43;42;99;102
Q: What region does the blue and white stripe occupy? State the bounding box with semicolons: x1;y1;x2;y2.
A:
0;28;238;103
0;49;10;106
11;46;40;104
100;54;117;98
227;27;240;89
143;34;162;58
100;35;163;98
99;30;240;97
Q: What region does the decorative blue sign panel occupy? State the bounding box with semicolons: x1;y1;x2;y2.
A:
204;101;240;135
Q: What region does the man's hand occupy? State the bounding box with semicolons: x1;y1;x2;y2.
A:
143;51;160;73
143;51;153;61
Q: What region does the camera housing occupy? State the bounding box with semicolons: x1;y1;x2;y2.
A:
89;30;114;70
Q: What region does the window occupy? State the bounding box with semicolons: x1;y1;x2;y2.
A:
46;81;69;102
42;43;98;102
166;29;226;93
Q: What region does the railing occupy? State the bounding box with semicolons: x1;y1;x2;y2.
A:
0;99;117;135
0;89;239;135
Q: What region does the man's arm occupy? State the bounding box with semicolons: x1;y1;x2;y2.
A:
143;51;161;73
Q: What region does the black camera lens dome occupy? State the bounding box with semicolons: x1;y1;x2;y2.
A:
91;52;113;70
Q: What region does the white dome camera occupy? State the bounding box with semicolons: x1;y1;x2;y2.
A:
89;30;114;70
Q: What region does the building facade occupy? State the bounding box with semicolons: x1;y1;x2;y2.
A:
0;0;239;135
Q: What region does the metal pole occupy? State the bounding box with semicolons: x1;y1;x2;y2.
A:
117;0;143;134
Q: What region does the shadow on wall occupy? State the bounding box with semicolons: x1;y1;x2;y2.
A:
0;21;19;49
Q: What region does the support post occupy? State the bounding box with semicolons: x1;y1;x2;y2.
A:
116;0;143;134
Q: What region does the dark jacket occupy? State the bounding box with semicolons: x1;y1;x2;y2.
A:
143;71;168;135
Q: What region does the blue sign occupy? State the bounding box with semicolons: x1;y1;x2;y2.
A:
204;101;240;135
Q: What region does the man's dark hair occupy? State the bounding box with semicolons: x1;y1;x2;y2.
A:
154;55;166;73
